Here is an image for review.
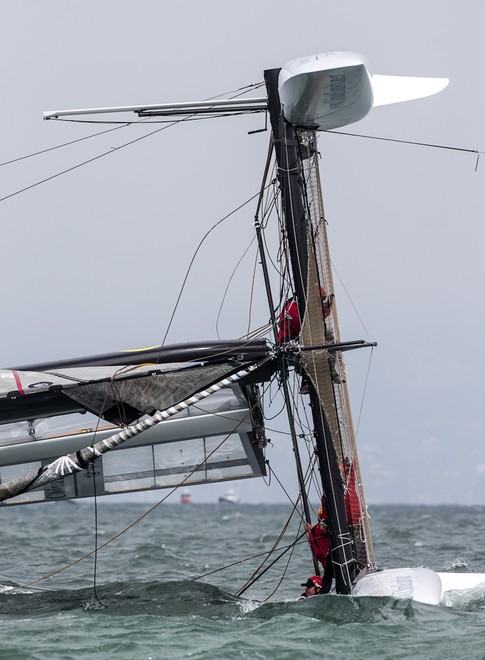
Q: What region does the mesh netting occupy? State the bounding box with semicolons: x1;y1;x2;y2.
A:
298;130;374;569
63;363;244;424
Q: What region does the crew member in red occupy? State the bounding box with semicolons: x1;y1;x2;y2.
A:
277;288;343;385
277;297;301;343
298;575;323;600
343;460;362;526
315;285;343;384
277;296;311;394
305;500;333;593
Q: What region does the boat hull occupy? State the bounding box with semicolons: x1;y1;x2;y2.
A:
352;568;485;604
278;52;373;130
352;568;443;604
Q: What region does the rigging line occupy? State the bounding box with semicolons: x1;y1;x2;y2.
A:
4;81;259;202
208;81;265;98
91;460;106;609
259;195;287;283
269;468;317;599
354;345;375;437
51;82;266;125
252;135;278;342
261;523;304;603
234;491;303;597
88;393;109;609
246;243;260;337
330;259;373;341
158;185;272;353
19;416;249;589
1;84;266;200
191;538;309;582
235;533;307;599
0;123;131;167
324;129;482;158
215;235;257;340
281;129;307;307
0;119;186;205
242;321;273;340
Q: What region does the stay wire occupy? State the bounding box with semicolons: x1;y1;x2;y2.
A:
259;464;326;603
234;495;301;598
91;461;106;609
0;119;181;204
191;537;309;582
0;123;130;167
355;345;375;437
234;459;316;599
215;235;257;339
330;259;373;341
157;184;272;354
260;522;306;603
87;379;123;609
325;129;482;171
18;415;250;589
1;82;265;204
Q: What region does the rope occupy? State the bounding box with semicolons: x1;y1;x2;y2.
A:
325;129;482;171
157;185;272;353
232;459;321;599
191;538;309;582
18;410;253;589
0;123;130;167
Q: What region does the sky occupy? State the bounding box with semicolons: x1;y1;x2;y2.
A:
1;0;484;507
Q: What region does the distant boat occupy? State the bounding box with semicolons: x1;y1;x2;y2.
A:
218;488;239;504
180;490;192;504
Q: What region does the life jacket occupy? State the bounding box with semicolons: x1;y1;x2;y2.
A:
344;463;362;525
277;299;301;343
307;521;331;569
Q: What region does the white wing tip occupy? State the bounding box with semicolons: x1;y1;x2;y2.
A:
372;74;449;107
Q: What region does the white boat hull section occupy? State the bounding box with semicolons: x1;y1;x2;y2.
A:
351;568;443;605
278;51;449;131
372;74;449;107
278;52;374;130
436;572;485;592
352;569;485;604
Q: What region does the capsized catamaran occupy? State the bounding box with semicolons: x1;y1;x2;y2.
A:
2;52;484;603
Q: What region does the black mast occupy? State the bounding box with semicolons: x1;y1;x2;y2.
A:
264;68;356;594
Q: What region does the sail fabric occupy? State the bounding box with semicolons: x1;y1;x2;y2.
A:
62;363;244;424
0;362;249;426
298;130;374;570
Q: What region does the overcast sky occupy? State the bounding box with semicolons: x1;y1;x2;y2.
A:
1;1;484;506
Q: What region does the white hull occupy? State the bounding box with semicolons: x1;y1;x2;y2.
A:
278;52;373;130
352;568;485;605
278;51;448;131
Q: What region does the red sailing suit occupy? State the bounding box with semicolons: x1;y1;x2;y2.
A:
277;299;301;343
344;463;362;526
277;288;332;344
307;500;331;569
308;522;331;569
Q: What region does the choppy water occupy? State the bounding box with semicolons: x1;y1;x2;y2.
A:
1;502;484;659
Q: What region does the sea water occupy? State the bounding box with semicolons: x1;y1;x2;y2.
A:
0;502;484;659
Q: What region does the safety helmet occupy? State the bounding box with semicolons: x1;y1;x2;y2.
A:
301;575;323;588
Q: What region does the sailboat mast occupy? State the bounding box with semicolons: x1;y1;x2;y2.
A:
264;68;356;593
